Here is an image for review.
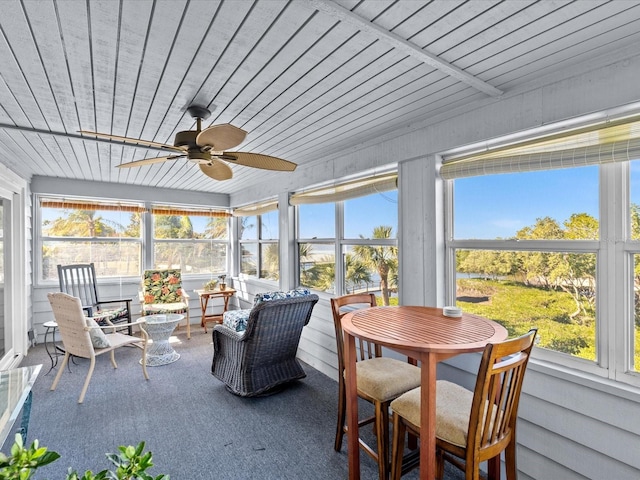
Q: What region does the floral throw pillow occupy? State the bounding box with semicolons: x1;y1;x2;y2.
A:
86;318;111;348
142;269;184;305
253;287;311;306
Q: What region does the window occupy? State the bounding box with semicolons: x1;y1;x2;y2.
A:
628;161;640;371
152;206;228;275
239;209;279;280
444;115;640;385
294;174;398;304
39;198;143;281
298;203;336;293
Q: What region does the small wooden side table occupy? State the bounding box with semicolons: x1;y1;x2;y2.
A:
195;288;236;333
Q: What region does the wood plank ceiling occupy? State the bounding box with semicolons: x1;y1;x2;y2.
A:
0;0;639;195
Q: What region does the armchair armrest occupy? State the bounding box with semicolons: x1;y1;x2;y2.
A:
96;298;132;305
85;318;149;339
213;323;247;341
86;318;146;329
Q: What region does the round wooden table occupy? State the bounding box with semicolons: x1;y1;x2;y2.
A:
341;306;508;480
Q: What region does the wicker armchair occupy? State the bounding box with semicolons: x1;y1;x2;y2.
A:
211;292;319;397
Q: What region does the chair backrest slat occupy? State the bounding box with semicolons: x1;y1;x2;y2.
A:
330;293;378;374
469;329;537;461
57;263;100;311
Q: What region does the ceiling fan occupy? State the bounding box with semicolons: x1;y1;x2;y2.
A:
78;105;296;181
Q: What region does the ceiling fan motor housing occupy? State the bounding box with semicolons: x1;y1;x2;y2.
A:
174;130;199;149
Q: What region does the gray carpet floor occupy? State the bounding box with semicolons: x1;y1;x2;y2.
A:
13;328;465;479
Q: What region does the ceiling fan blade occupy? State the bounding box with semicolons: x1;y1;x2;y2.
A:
196;124;247;151
200;159;233;181
219;152;297;172
79;130;185;152
117;155;185;168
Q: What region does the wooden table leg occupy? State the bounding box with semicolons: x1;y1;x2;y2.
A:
420;352;438;480
200;295;209;329
223;294;231;312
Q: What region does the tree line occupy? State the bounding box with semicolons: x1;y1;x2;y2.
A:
458;208;640;325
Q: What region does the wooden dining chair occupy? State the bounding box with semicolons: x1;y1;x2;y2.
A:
331;293;421;480
389;328;537;480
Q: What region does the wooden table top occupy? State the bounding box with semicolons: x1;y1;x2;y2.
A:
342;305;508;355
195;288;236;296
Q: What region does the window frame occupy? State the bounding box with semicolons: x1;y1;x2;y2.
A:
443;139;640;388
238;212;280;282
295;181;398;298
35;196;231;284
150;205;229;278
36;195;144;283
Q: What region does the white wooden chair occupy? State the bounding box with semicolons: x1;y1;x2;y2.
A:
47;292;149;403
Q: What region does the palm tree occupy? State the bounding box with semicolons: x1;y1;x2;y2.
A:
305;257;335;292
205;217;229;239
263;243;280;280
45;209;120;237
299;243;314;286
44;209;126;271
345;253;371;293
352;225;397;305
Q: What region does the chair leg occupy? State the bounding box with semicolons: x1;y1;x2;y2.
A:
78;357;96;404
436;448;445;480
335;379;346;451
390;413;406;480
139;330;150;380
50;352;70;391
186;310;191;339
110;350;118;369
488;454;501;480
374;400;389;480
504;439;517;480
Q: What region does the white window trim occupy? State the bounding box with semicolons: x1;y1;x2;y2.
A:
443;136;640;389
237;212;280;282
296;194;399;297
35;194;144;284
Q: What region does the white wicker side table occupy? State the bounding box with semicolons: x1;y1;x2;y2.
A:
140;314;184;366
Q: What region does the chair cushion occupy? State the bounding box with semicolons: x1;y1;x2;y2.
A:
221;288;312;333
142;269;185;303
390;380;474;448
354;357;421;402
223;309;251;332
86;318;111;348
92;306;128;323
253;287;311;306
143;303;188;315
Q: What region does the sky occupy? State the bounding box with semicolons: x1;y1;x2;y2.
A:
298;190;398;239
454;166;601;239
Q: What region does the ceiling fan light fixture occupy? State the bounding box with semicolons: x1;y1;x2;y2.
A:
189;150;210;162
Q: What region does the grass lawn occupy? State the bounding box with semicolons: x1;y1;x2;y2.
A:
456;278;596;361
